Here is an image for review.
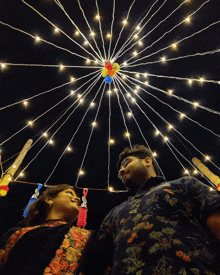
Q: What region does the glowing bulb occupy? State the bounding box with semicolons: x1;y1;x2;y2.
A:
193;169;198;175
109;139;115;144
127;112;132;117
152;152;157;157
1;63;6;69
13;165;16;168
59;64;65;71
185;16;191;23
43;132;48;137
138;41;143;46
136;25;141;30
86;59;91;64
188;79;193;85
49;139;54;144
91;121;97;127
70;77;75;82
168;89;173;95
90;102;95;107
199;77;205;83
184;169;189;174
106;33;112;38
126;93;131;98
75;31;80;36
125;132;130;137
134;34;139;39
193;102;199;108
19;172;24;177
23;100;28;106
171;43;177;49
168;124;173;130
155;130;160;136
133;51;138;56
107;90;112;95
54;27;60;33
205;155;211;161
79;170;85;176
164;136;169;142
90;32;95;37
28;121;33;126
77;94;82;98
144;81;149;85
123;20;128;25
123;62;128;66
114;88;118;92
94;59;99;64
95;15;100;20
135;74;140;78
66;146;72;152
131;97;136;102
180;113;186;119
84;41;88;45
108;187;114;192
133;89;138;94
79;98;84;104
144;73;148;78
8;177;12;182
161;56;166;63
35;36;41;42
122;75;127;79
70;90;75;95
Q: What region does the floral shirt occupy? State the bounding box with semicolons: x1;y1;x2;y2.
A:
97;176;220;275
0;220;91;275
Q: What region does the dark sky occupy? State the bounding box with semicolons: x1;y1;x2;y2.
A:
0;0;220;234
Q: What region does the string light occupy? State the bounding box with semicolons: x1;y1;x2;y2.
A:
133;51;138;56
161;56;167;63
59;64;65;71
35;36;41;42
13;165;16;168
123;62;128;66
184;169;189;174
79;170;85;176
95;15;100;20
136;25;141;30
188;79;193;85
43;132;48;137
168;124;173;130
75;31;80;36
134;34;139;39
70;90;75;95
106;33;112;38
109;139;115;144
127;112;132;117
125;132;130;137
66;146;72;152
133;89;138;94
79;98;84;104
23;100;28;106
135;73;140;78
90;102;95;107
199;77;205;83
77;94;82;98
168;89;173;95
155;130;160;136
193;102;199;108
1;63;6;69
180;113;186;119
185;16;191;23
49;139;54;145
152;152;157;157
19;172;24;177
138;41;143;46
171;43;177;49
86;59;91;64
54;27;60;33
108;187;114;192
70;77;75;82
164;136;169;142
91;121;97;127
205;155;211;161
144;81;149;85
193;169;198;175
123;20;128;25
84;40;88;45
28;121;33;126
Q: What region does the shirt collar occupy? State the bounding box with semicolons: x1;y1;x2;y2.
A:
135;176;166;197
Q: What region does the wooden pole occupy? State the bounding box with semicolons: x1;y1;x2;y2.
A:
0;139;33;196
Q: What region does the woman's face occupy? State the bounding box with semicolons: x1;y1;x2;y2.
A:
49;188;81;221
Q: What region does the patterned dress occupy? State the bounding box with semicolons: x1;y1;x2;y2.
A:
86;176;220;275
0;220;91;275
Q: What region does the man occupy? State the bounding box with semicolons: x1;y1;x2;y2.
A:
82;145;220;275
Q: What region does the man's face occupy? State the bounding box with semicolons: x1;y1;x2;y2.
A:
118;156;149;188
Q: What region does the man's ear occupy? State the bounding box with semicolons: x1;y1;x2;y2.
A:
45;195;53;205
144;157;153;167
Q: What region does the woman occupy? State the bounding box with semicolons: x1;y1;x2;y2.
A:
0;184;92;275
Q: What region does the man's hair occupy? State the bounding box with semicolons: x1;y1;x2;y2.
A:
116;144;160;175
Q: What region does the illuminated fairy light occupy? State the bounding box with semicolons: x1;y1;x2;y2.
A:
77;94;82;98
35;36;41;42
133;89;138;94
95;15;100;20
70;77;75;82
193;169;198;175
106;33;112;38
54;27;60;33
86;59;91;64
23;100;28;106
168;89;173;95
135;73;140;78
171;43;177;49
164;136;169;142
19;172;24;177
144;81;149;85
133;51;138;56
109;139;115;144
136;25;141;30
13;165;16;169
127;112;132;117
108;187;114;192
122;75;127;79
180;113;186;119
152;152;157;157
91;121;97;127
144;73;148;78
1;63;6;69
199;77;205;83
90;102;95;107
79;98;84;104
79;170;85;176
161;56;167;63
49;139;54;145
138;41;143;46
193;102;199;108
94;59;99;64
84;40;88;45
75;31;80;36
43;132;48;137
185;16;191;23
155;130;160;136
66;146;72;152
114;88;118;92
123;20;128;25
123;62;128;66
59;64;65;71
184;169;190;175
188;79;193;85
90;31;95;37
125;132;130;137
168;124;173;130
70;90;75;95
134;34;139;39
205;155;211;161
28;121;33;126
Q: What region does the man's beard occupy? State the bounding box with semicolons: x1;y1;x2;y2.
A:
123;178;139;193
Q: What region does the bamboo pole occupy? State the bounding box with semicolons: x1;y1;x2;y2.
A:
0;139;33;196
192;157;220;189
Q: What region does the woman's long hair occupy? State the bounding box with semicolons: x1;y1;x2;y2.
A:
21;184;77;227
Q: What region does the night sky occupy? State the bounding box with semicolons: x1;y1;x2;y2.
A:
0;0;220;234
